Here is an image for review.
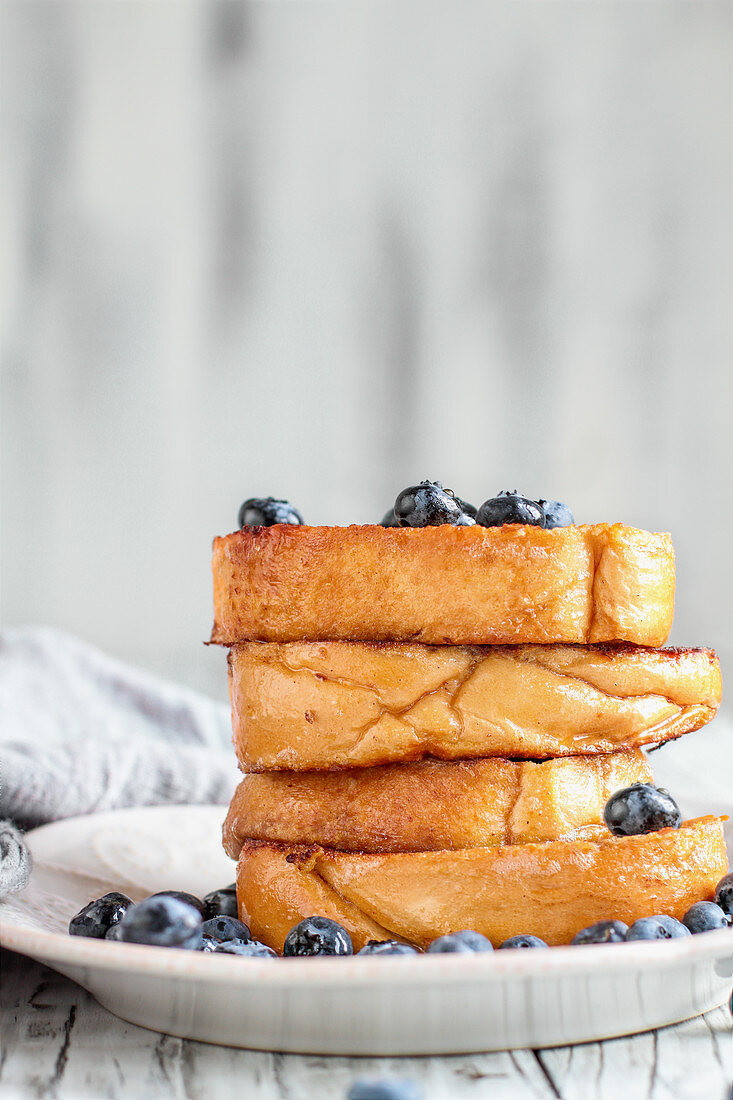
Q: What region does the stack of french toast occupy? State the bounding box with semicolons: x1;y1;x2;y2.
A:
213;489;727;952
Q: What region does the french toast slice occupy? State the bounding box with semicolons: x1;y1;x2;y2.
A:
229;642;721;770
211;523;675;646
236;818;729;952
223;752;653;855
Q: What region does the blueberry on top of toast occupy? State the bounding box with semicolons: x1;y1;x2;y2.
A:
238;497;303;528
394;481;476;527
476;490;544;527
603;784;682;836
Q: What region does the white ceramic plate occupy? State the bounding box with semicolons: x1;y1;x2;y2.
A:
1;805;732;1055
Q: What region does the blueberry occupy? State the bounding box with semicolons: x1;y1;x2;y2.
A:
393;482;475;527
347;1079;424;1100
238;497;303;528
105;922;125;941
454;497;477;519
626;915;691;941
538;499;575;528
498;934;549;950
214;939;277;958
201;916;251;944
476;490;545;528
434;485;478;518
118;896;203;949
380;509;401;527
682;901;730;934
427;930;493;953
202;884;239;920
356;940;420;956
283;916;353;957
69;892;132;939
148;891;206;918
200;934;220;952
603;784;682;836
714;873;733;919
571;920;629;945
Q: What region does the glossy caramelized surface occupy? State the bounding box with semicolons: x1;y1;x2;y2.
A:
224;752;653;855
228;641;720;770
236;817;729;952
212;523;675;647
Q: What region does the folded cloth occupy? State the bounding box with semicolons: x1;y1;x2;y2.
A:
0;627;238;896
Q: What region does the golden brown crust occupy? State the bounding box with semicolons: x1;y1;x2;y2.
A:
224;752;653;856
229;641;720;770
236;818;729;952
211;523;675;647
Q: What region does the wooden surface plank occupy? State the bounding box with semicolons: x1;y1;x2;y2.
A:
0;950;556;1100
537;1006;733;1100
2;949;731;1100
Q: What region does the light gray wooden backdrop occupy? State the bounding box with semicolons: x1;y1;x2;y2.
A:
2;1;732;701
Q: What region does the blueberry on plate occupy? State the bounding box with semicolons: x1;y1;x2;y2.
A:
357;940;420;956
682;901;729;934
626;915;691;941
118;896;203;949
202;884;239;920
148;891;206;918
201;916;251;944
214;939;277;958
714;872;733;918
427;930;493;953
538;499;575;528
380;509;401;527
105;922;125;941
571;920;628;945
393;482;475;527
476;491;544;528
69;892;132;939
283;916;353;957
238;497;304;528
498;934;549;950
603;784;682;836
347;1078;424;1100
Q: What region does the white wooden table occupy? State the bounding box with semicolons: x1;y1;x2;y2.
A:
2;947;731;1100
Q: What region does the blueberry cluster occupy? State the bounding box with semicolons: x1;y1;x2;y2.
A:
68;883;274;957
571;900;731;944
235;486;575;530
385;484;574;529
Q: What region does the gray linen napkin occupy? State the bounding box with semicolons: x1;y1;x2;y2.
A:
0;627;238;896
